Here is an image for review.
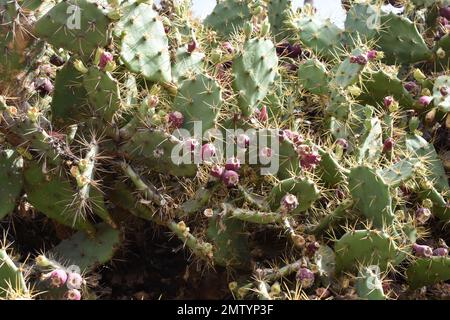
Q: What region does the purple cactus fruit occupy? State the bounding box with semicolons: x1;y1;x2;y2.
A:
440;86;449;96
222;170;239;187
201;143;216;162
350;54;368;65
66;289;81;300
384;96;395;108
383;137;395;152
98;51;113;69
50;54;65;67
257;105;268;122
287;43;302;59
438;16;449;26
335;138;349;151
433;247;449;257
184;138;199;152
280;193;299;213
225;157;241;171
260;147;273;159
415;207;432;224
187;39;198;53
296;268;315;289
34;78;54;95
366;50;378;61
439;6;450;20
67;272;83;290
222;41;234;54
413;243;433;258
297;145;321;170
210;164;224;179
167;111;184;128
276;42;290;56
404;81;419;94
418;96;433;106
306;241;320;256
50;269;68;288
236;133;250;148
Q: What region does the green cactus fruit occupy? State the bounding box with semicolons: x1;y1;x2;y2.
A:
348;166;394;229
51;61;89;126
0;249;28;298
360;70;414;109
172;46;205;84
204;0;252;38
267;0;292;42
120;130;198;177
432;75;450;112
406;134;449;192
331;48;366;89
117;1;172;83
35;0;110;58
173;73;222;135
297;58;329;95
355;265;386;300
50;223;120;272
0;150;23;219
376;12;432;64
406;257;450;289
83;67;121;123
335;229;401;273
356;116;382;164
207;215;251;268
23;162;95;234
232;37;278;116
291;14;344;61
269;177;319;214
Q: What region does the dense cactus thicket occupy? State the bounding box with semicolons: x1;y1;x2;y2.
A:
0;0;449;300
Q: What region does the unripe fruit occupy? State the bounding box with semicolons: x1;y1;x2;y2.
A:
335;138;348;151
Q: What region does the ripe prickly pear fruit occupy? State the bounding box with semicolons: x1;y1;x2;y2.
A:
280;193;299;213
225;157;241;171
187;39;198;53
383;137;395;152
415;207;432;224
210;164;224;179
201;143;216;162
98;51;114;70
297;145;321;170
34;78;54;95
306;241;320;256
66;289;81;300
439;6;450;20
50;269;68;288
222;170;239;187
350;54;368;65
412;243;433;258
167;111;184;128
433;248;448;256
384;96;395;108
236;133;250;148
296;268;315;288
404;81;419;95
366;50;382;61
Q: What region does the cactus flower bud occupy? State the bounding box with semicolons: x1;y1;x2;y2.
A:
167;111;184;128
350;54;368;65
35;255;52;267
418;96;433;106
256;105;268;122
383;96;395;108
50;269;68;288
415;207;432;224
366;50;382;61
184;138;199;152
404;81;418;94
225;157;241;171
66;289;81;300
306;241;320;256
260;19;270;36
222;170;239;187
210;164;224;179
98;51;114;70
280;193;299;213
412;243;433;258
383;137;395;152
433;248;449;256
296;268;315;288
201;143;216;162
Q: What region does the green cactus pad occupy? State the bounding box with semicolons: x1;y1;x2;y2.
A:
432;75;450;113
406;134;449;192
406;257;450;289
331;48;366;89
297;58;329;95
357;116;382;164
376;13;432;65
35;0;110;58
269;177;320;214
173;73;222;135
23;162;95;234
120;130;198;177
207;215;251;268
50;223;121;272
172;46;205;84
335;230;400;273
0;150;22;220
317;146;348;187
0;249;28;298
267;0;292;42
277;139;300;180
83;67;121;122
51;61;89;126
204;0;252;38
348;166;394;229
232;37;278;116
378;158;418;187
117;2;171;83
355;265;386;300
344;3;378;41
